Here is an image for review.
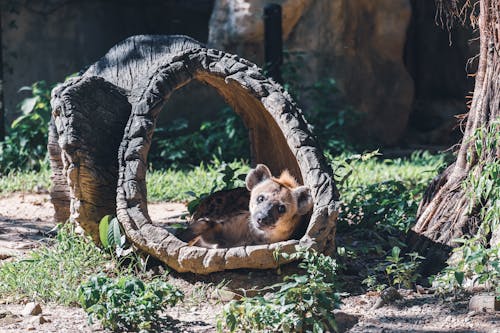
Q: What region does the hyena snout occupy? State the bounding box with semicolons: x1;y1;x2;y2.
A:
253;203;283;228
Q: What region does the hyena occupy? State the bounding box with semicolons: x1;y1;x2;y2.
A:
187;164;313;248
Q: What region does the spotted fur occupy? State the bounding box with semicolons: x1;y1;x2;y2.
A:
187;164;313;248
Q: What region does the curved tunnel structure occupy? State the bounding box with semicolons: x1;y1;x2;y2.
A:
49;35;339;273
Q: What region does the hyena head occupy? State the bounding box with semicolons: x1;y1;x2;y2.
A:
245;164;313;243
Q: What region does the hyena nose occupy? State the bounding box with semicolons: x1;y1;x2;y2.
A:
256;213;273;226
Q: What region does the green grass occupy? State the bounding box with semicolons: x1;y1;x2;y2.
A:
0;167;51;196
0;151;448;309
333;151;448;192
333;151;449;233
146;160;249;202
0;224;109;305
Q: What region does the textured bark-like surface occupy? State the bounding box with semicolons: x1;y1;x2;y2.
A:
49;35;204;236
116;41;339;273
50;76;131;242
48;118;70;223
411;0;499;252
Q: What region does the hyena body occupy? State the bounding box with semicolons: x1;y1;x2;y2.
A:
188;164;313;248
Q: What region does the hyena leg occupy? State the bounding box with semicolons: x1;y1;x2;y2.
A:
186;218;222;247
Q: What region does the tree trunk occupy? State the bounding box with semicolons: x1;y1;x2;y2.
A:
411;0;499;253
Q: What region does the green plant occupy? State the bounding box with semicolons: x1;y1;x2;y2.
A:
432;237;500;296
0;167;51;195
384;247;424;289
185;161;247;214
361;247;424;291
0;81;54;172
149;107;249;168
0;223;108;305
361;274;387;292
335;151;448;236
99;215;131;257
431;121;499;296
79;274;183;332
218;247;341;333
281;50;358;154
147;160;249;203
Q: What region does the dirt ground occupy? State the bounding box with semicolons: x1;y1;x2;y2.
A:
0;193;499;333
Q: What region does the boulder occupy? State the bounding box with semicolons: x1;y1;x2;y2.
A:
209;0;414;145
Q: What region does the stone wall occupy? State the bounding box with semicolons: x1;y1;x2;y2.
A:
2;0;474;147
1;0;221;128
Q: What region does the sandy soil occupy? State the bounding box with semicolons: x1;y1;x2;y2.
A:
0;193;498;332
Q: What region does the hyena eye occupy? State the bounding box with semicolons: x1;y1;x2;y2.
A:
257;195;265;203
278;205;286;214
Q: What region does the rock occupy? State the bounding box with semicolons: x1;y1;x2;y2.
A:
469;295;500;312
209;0;414;145
28;315;50;324
0;310;21;325
208;0;312;62
333;310;359;332
22;302;42;316
213;287;239;302
372;287;403;309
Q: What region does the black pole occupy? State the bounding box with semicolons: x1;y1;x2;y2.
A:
0;10;4;141
264;3;283;84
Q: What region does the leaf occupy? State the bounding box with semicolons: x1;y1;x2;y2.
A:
109;218;122;248
391;246;401;259
17;86;32;93
11;114;30;128
187;198;201;215
20;97;38;115
99;215;112;248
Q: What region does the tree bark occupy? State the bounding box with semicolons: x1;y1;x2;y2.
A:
411;0;499;253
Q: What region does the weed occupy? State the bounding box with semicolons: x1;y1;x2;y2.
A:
149;107;249;168
431;120;499;296
218;247;341;333
335;151;448;238
0;167;50;196
362;247;424;291
0;223;108;305
79;274;183;332
0;81;53;173
384;247;424;289
146;160;249;203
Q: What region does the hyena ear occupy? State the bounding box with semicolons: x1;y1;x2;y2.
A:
246;164;272;191
293;186;313;215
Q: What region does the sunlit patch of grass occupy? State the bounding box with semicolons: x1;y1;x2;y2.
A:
0;224;108;305
146;160;249;202
0;168;51;196
332;150;450;236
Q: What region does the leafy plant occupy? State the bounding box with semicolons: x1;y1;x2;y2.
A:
384;247;424;289
362;247;424;291
281;50;359;154
432;121;499;296
99;215;130;257
432;237;500;296
0;81;54;172
149;107;249;168
185;161;247;214
335;151;448;236
79;274;183;332
218;247;341;333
